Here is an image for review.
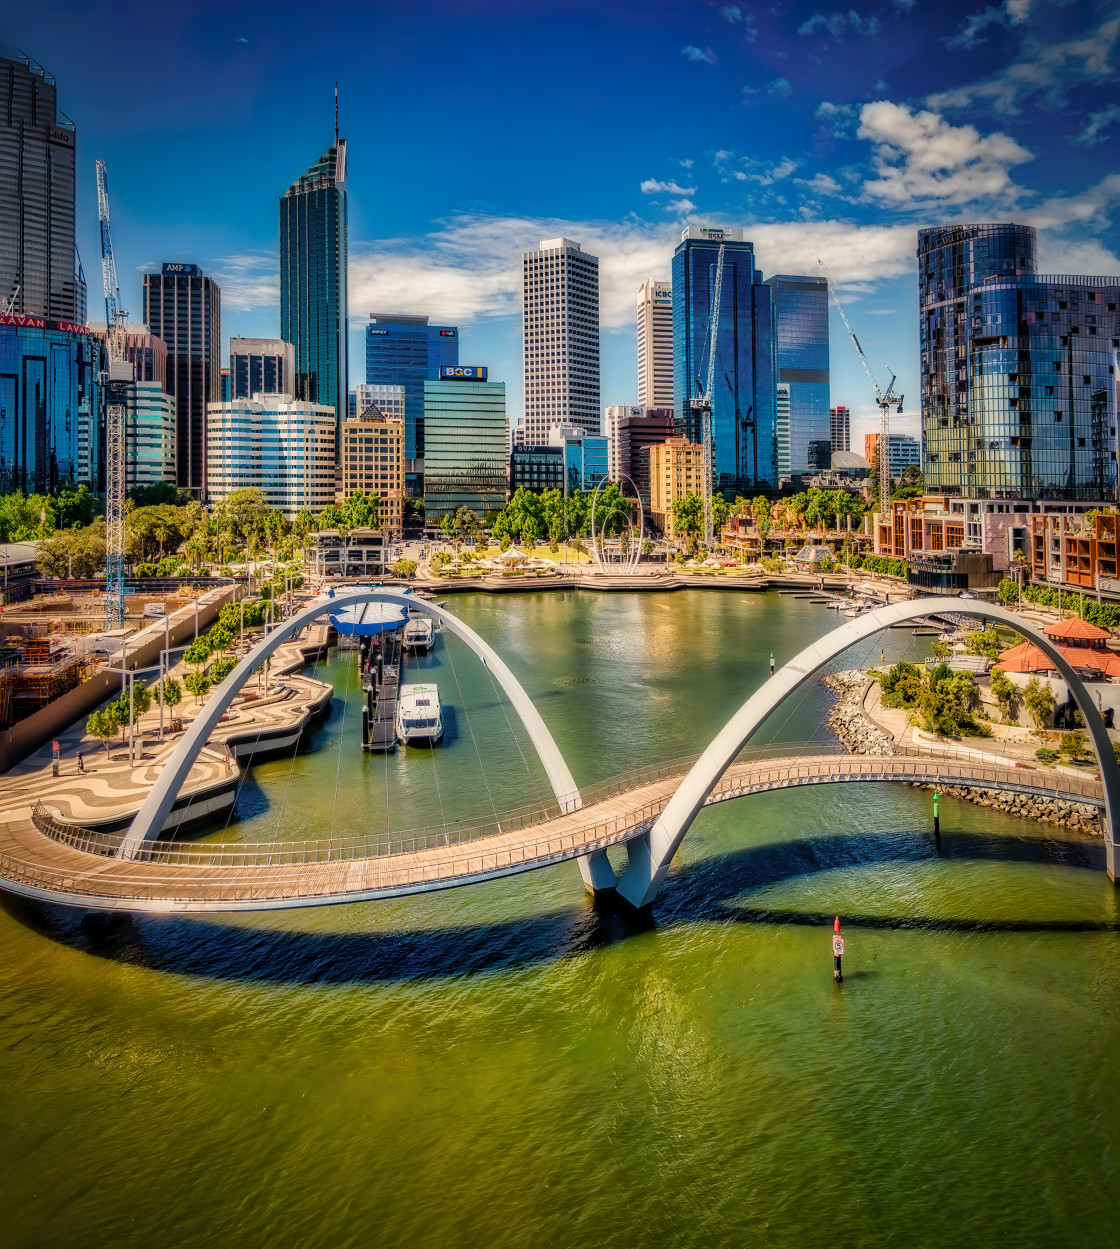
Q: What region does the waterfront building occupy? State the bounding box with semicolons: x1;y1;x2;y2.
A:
864;432;921;477
206;393;335;519
548;422;609;494
636;278;674;409
123;376;176;491
0;317;102;493
509;444;563;494
766;274;830;475
340;411;405;535
310;528;391;580
0;54;86;323
919;222;1120;501
365;314;458;494
672;227;777;493
830;404;850;453
649;437;704;537
280;137;348;448
351;383;405;422
776;384;790;480
522;238;600;443
229;337;294;400
143;263;221;498
422;368;508;522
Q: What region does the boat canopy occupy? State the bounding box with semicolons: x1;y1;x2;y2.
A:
328;600;409;636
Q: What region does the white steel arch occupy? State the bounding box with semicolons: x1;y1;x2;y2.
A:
118;589;615;889
614;596;1120;908
589;475;644;575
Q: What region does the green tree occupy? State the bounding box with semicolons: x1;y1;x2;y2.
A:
752;495;772;535
965;627;1003;661
392;558;418;579
1023;677;1055;733
1060;729;1088;762
989;667;1021;722
997;578;1019;605
85;707;118;758
670;493;704;538
55;484;98;528
157;677;182;711
184;671;211;704
209;656;237;685
184;637;212;670
207;626;234;656
341;491;381;530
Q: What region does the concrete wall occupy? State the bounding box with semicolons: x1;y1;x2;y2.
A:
0;585;239;773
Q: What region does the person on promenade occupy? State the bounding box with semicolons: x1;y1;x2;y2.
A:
76;751;85;774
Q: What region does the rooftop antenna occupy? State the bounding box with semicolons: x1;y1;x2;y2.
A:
334;82;339;142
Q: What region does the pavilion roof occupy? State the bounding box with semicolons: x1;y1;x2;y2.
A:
995;641;1051;673
1043;616;1111;641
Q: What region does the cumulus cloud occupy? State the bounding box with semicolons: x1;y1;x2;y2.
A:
666;198;697;215
802;172;844;195
1025;173;1120;231
798;9;881;39
681;44;717;64
945;0;1031;49
815;99;858;138
741;156;798;185
767;77;792;96
1070;104;1120;148
640;178;696;196
930;14;1119;114
858;100;1033;207
721;4;759;38
212;252;280;311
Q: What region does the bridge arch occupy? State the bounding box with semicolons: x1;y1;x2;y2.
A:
614;595;1120;909
118;589;615;887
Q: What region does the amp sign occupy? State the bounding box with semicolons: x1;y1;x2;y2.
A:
439;365;487;381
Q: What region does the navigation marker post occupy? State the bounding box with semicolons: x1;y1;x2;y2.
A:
833;916;844;983
933;789;940;840
770;652;775;676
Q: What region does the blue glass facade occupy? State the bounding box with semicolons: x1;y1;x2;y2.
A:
919;224;1119;500
280;140;348;452
0;319;103;493
672;228;778;493
366;315;459;488
766;274;830;476
559;434;609;493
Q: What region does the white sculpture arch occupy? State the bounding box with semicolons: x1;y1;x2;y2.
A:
589;475;644;575
614;596;1120;909
119;589;615;889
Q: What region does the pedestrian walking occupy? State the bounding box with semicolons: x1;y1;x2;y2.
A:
76;750;85;774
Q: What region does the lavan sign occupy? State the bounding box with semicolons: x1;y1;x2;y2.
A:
0;314;91;335
439;365;487;381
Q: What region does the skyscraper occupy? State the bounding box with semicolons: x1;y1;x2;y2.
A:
143;263;221;498
229;337;295;399
672;227;777;493
766;274;830;476
522;238;600;443
0;53;86;323
830;405;850;453
919;222;1119;500
365;314;458;494
423;368;508;521
280;135;348;451
636;278;674;409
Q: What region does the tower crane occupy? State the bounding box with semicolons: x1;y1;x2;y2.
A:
818;258;903;520
690;243;725;545
96;159;128;628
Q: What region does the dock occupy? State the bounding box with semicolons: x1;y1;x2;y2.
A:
362;629;403;752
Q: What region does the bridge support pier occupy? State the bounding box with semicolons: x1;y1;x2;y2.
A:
578;848;618;894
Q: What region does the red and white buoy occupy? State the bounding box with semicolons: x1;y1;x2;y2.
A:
832;916;844;983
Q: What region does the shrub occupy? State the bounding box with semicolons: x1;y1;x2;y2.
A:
989;667;1021;722
1023;677;1055;732
997;578;1019;605
183;671;211;703
1060;729;1088;762
880;660;923;708
209;656;237;685
1035;747;1059;765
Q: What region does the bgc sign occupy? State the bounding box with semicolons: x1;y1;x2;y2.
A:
439;365;487;381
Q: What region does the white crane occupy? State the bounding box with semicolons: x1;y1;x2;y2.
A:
97;159;127;628
689;243;725;545
1;285;20;316
819;258;903;520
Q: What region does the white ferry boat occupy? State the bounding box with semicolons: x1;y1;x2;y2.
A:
403;616;435;652
396;684;443;744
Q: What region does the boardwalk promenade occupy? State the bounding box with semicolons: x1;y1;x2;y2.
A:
0;745;1104;913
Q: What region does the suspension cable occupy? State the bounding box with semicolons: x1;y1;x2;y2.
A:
480;653;546;811
327;638;356;840
442;627;500;823
272;615;325;838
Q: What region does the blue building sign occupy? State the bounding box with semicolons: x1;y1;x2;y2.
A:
439;365;487;381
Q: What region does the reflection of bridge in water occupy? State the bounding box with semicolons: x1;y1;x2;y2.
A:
0;593;1117;914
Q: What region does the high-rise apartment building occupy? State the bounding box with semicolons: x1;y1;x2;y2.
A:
143;263;221;497
341;412;405;535
207;394;336;519
522;238;600;443
830;405;850;453
673;227;777;493
91;324;168;387
365;314;458;494
0;319;102;493
548;423;609;494
423;368;508;521
229;337;294;400
280;137;348;450
0;54;86;323
865;432;921;477
919;222;1119;501
776;384;791;477
766;274;830;475
650;438;705;537
604;406;675;508
123;377;176;491
636;279;674;409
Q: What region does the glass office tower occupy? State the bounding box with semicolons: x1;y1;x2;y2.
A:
365;314;459;495
143;264;221;498
0;54;86;323
919;223;1119;499
766;274;830;476
672;227;777;493
423;374;508;521
0;320;103;494
280;139;348;454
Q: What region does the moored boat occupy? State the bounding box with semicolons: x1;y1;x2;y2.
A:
395;684;443;744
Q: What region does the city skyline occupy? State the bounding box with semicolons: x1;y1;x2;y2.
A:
2;1;1118;452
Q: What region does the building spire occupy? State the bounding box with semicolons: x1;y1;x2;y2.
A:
334;82;339;143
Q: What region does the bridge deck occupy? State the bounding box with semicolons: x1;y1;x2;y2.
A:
0;753;1103;913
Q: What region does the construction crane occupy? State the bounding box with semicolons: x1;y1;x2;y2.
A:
96;159;128;628
819;258;903;520
2;285;20;316
690;243;725;544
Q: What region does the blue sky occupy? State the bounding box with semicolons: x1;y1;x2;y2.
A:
6;0;1119;450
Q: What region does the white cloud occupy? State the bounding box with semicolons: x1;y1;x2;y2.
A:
721;5;742;21
858;100;1033;207
1070;104;1120;148
741;156;798;185
1035;235;1120;276
798;9;881;39
640;178;696;196
767;77;792;96
681;44;717;64
815;99;858;138
945;1;1030;49
666;198;697;215
803;172;844;195
212;252;279;312
676;158;695;169
930;14;1119;114
1025;173;1120;231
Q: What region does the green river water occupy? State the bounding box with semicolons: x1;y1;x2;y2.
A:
2;590;1118;1248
